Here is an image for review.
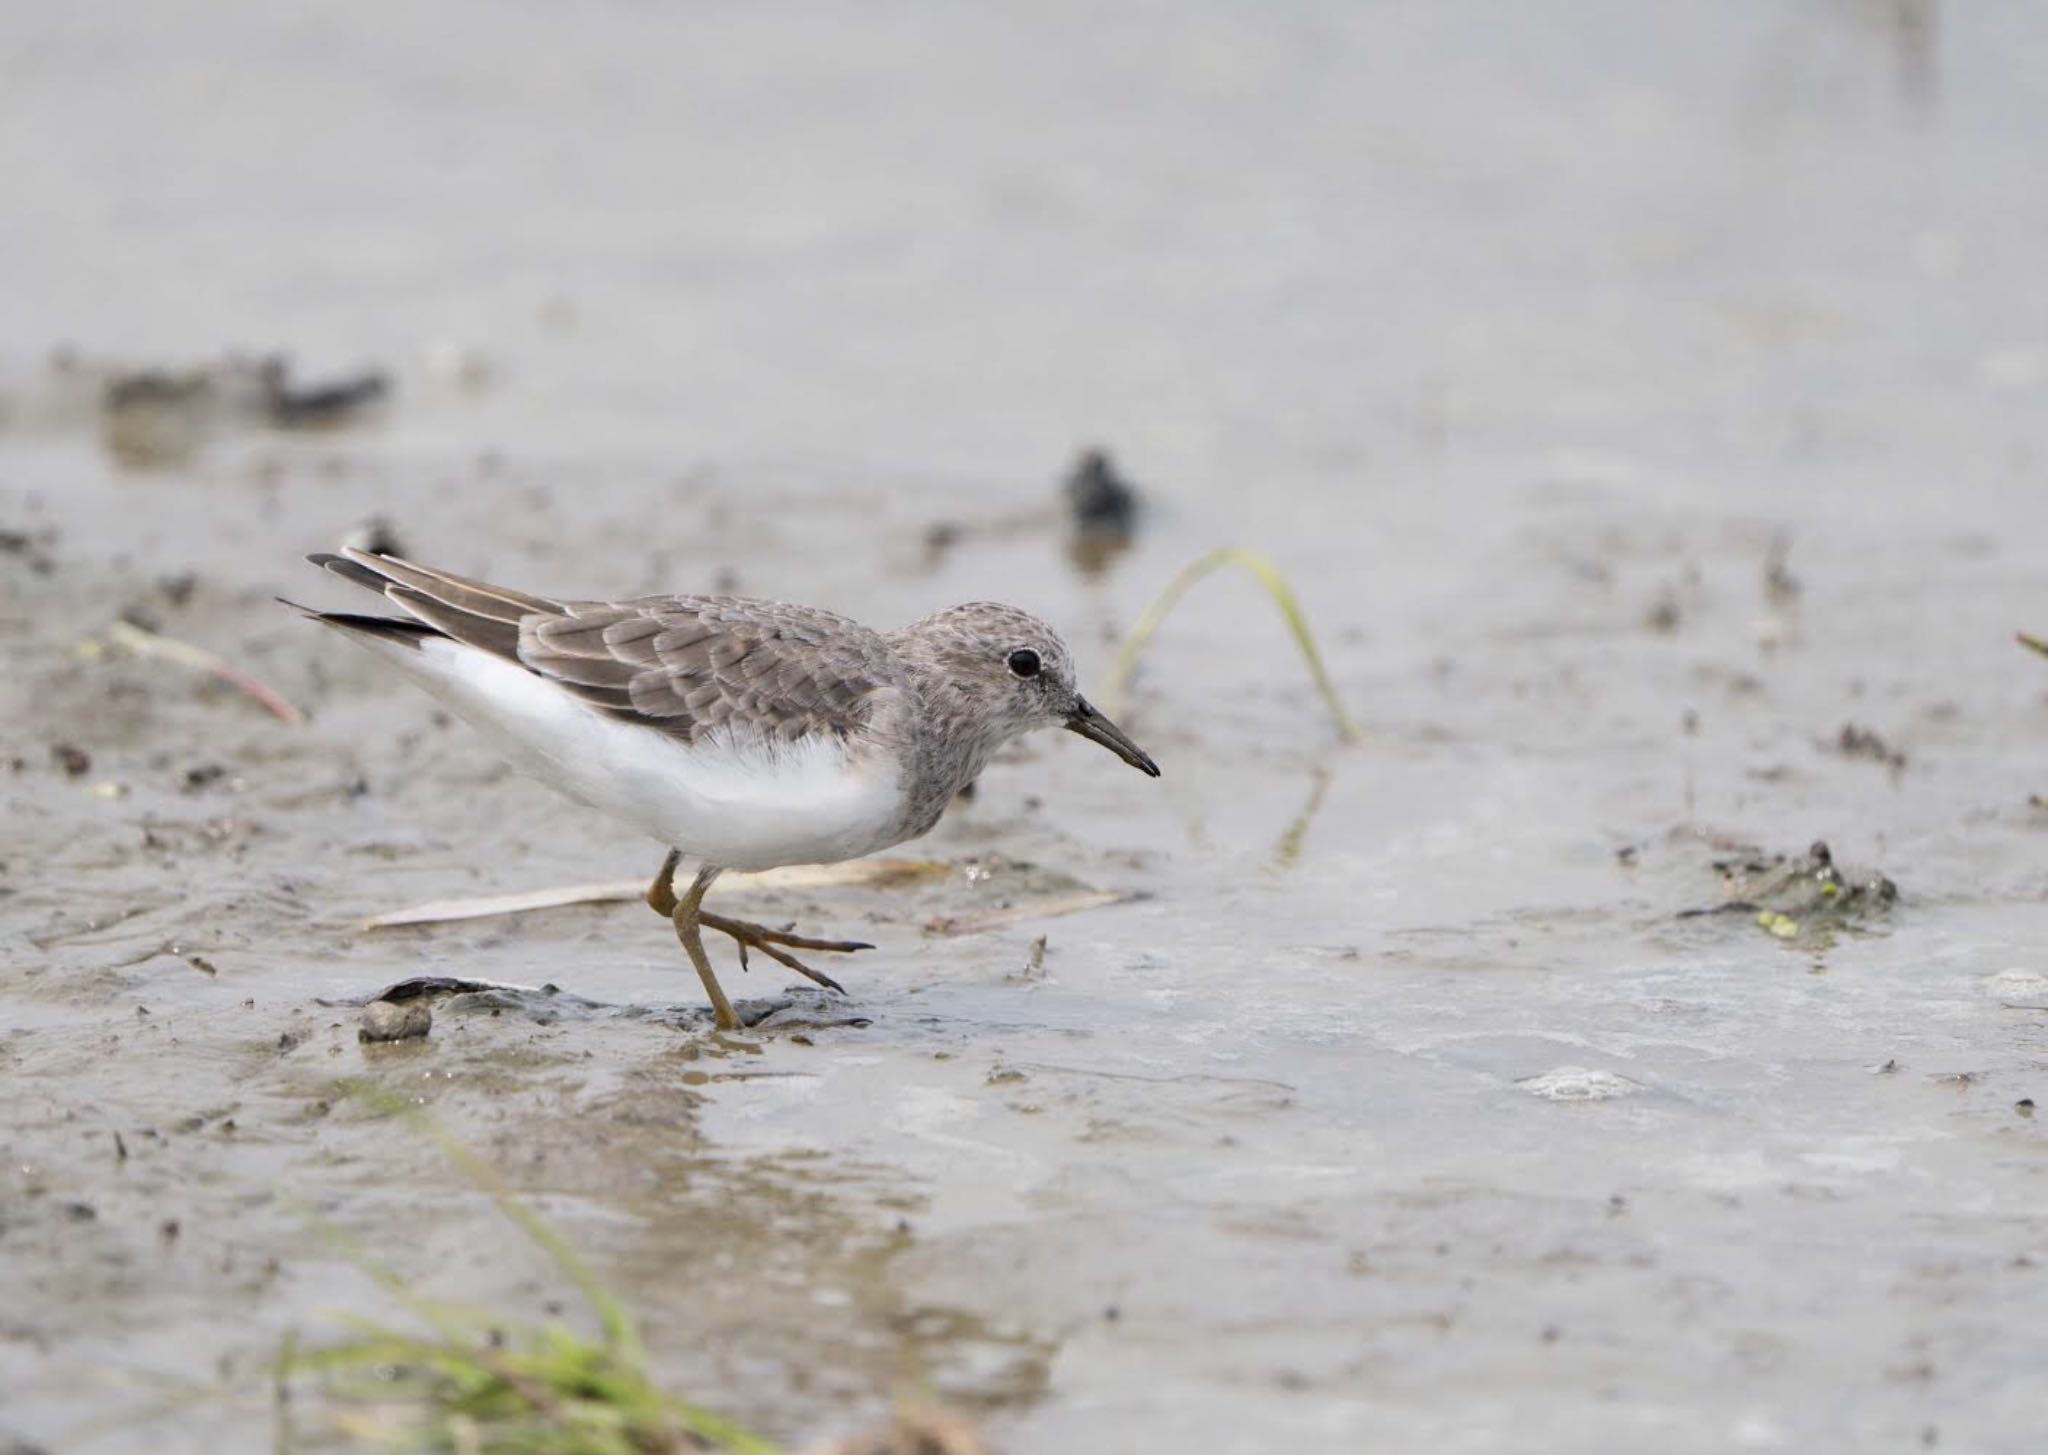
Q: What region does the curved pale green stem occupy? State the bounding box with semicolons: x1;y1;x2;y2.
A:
1108;547;1361;743
2019;631;2048;660
294;1083;784;1455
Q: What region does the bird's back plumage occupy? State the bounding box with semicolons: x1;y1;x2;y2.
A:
299;549;917;868
309;549;898;746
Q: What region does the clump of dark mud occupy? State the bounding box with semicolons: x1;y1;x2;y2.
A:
350;976;866;1032
359;998;432;1042
1680;839;1898;946
1063;446;1142;575
0;526;58;575
49;743;91;778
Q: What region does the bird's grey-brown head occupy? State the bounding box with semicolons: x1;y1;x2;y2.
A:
895;602;1160;778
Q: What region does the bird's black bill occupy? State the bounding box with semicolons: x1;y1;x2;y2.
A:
1065;697;1161;777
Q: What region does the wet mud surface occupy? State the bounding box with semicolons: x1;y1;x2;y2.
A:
5;3;2048;1451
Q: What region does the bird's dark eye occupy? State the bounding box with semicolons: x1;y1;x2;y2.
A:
1007;648;1042;679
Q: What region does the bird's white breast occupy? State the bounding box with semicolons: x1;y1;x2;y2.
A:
368;635;906;871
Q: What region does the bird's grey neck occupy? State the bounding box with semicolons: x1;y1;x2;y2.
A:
893;662;1010;835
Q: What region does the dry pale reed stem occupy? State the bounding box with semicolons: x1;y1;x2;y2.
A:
106;618;306;726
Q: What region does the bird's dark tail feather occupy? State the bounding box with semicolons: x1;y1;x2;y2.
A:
276;596;434;650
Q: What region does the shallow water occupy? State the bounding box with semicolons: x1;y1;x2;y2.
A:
5;2;2048;1451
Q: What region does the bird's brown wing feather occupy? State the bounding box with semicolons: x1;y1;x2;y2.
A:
313;549;892;744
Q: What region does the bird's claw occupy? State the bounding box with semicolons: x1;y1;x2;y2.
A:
697;911;863;995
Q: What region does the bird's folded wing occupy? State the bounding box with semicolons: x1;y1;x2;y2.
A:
313;548;892;747
520;598;891;745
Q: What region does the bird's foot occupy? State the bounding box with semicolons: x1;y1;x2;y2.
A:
696;911;871;995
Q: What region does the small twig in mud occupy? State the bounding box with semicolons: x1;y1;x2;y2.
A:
918;505;1060;570
365;859;950;929
924;888;1141;937
2018;631;2048;660
104;618;305;726
364;878;645;928
1107;547;1361;742
1829;722;1907;775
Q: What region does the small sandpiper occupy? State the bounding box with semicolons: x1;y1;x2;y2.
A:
287;549;1161;1028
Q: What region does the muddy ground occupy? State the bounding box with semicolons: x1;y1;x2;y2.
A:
5;3;2048;1452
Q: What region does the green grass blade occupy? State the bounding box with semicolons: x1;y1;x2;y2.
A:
285;1090;785;1455
329;1080;643;1361
1109;547;1361;742
411;1118;643;1362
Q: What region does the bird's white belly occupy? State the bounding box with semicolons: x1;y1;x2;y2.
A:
375;637;906;870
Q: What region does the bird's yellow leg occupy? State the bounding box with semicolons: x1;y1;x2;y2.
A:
645;848;682;917
670;866;739;1031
